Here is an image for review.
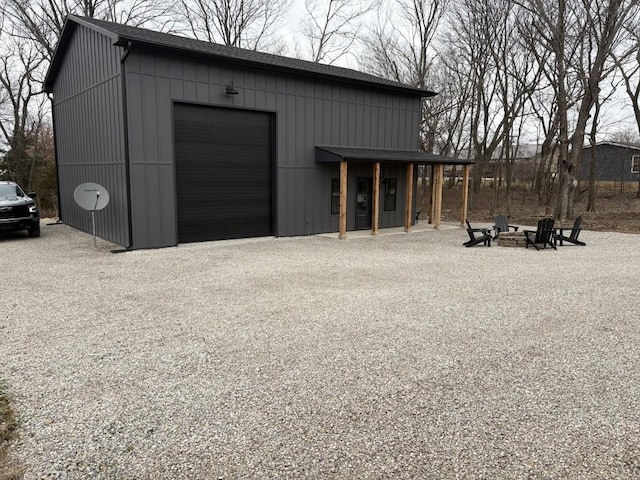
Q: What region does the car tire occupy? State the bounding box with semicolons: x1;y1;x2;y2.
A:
28;226;41;238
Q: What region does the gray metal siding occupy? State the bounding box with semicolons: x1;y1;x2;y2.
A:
580;144;640;183
124;50;421;246
52;25;129;246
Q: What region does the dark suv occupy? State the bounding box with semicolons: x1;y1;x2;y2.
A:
0;181;40;237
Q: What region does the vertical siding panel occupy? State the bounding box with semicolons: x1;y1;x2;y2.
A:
53;25;128;246
160;164;176;245
156;56;170;77
392;108;400;148
266;91;277;111
245;89;256;109
184;81;197;101
331;101;340;143
197;82;208;102
305;97;315;151
295;169;305;234
296;95;306;166
184;62;196;81
356;104;364;146
197;63;208;82
169;59;183;78
286;168;296;234
127;73;144;163
170;78;184;98
363;105;371;146
156;78;172;164
145;165;162;245
130;163;148;247
277;168;287;235
255;90;266;109
286;95;296;165
348;103;356;145
322;99;331;144
339;102;348;145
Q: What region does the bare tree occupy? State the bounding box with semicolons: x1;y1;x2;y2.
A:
422;56;473;157
363;0;447;88
444;0;543;214
176;0;290;51
0;35;47;190
1;0;174;62
518;0;639;220
612;12;640;141
300;0;375;64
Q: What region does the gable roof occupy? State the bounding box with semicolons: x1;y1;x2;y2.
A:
44;15;436;97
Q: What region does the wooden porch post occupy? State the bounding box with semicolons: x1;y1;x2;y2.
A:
461;164;470;226
433;163;444;229
405;163;414;232
372;162;380;235
339;160;347;239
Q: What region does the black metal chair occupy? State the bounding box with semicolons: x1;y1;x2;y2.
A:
493;214;519;239
523;218;556;250
555;216;586;246
464;220;492;247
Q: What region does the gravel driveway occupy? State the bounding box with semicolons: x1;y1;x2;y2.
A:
1;223;639;479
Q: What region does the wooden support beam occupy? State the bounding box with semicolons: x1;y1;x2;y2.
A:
339;160;347;239
372;162;380;235
405;163;414;232
433;164;444;229
461;164;470;226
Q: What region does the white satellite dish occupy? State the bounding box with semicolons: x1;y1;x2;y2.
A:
74;182;110;211
73;182;110;248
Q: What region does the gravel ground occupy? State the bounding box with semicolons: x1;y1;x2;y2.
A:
1;222;639;479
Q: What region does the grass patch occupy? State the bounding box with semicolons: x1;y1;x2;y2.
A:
0;381;23;480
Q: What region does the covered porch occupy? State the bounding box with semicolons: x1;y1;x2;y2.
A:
316;146;473;239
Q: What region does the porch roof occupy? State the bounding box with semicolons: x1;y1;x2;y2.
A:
315;146;473;165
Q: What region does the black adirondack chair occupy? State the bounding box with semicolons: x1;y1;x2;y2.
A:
464;220;492;247
493;214;519;239
523;218;556;250
555;216;586;246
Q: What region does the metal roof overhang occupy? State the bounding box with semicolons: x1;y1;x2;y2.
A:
315;146;473;165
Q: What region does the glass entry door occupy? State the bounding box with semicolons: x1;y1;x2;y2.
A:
355;178;372;230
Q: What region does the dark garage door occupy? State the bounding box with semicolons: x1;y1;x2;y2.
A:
174;104;273;243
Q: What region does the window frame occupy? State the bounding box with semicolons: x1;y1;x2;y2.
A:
632;155;640;174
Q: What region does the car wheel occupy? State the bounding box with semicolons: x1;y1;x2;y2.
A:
28;226;41;238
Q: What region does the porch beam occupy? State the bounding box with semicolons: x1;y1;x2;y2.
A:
405;163;414;232
461;164;470;226
372;162;380;235
339;160;347;239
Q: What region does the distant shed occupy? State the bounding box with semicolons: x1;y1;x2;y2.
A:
579;142;640;188
44;15;472;249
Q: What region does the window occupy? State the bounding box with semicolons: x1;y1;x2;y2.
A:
384;178;397;211
331;178;340;214
632;155;640;174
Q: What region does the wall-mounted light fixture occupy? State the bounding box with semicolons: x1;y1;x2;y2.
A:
225;81;239;95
